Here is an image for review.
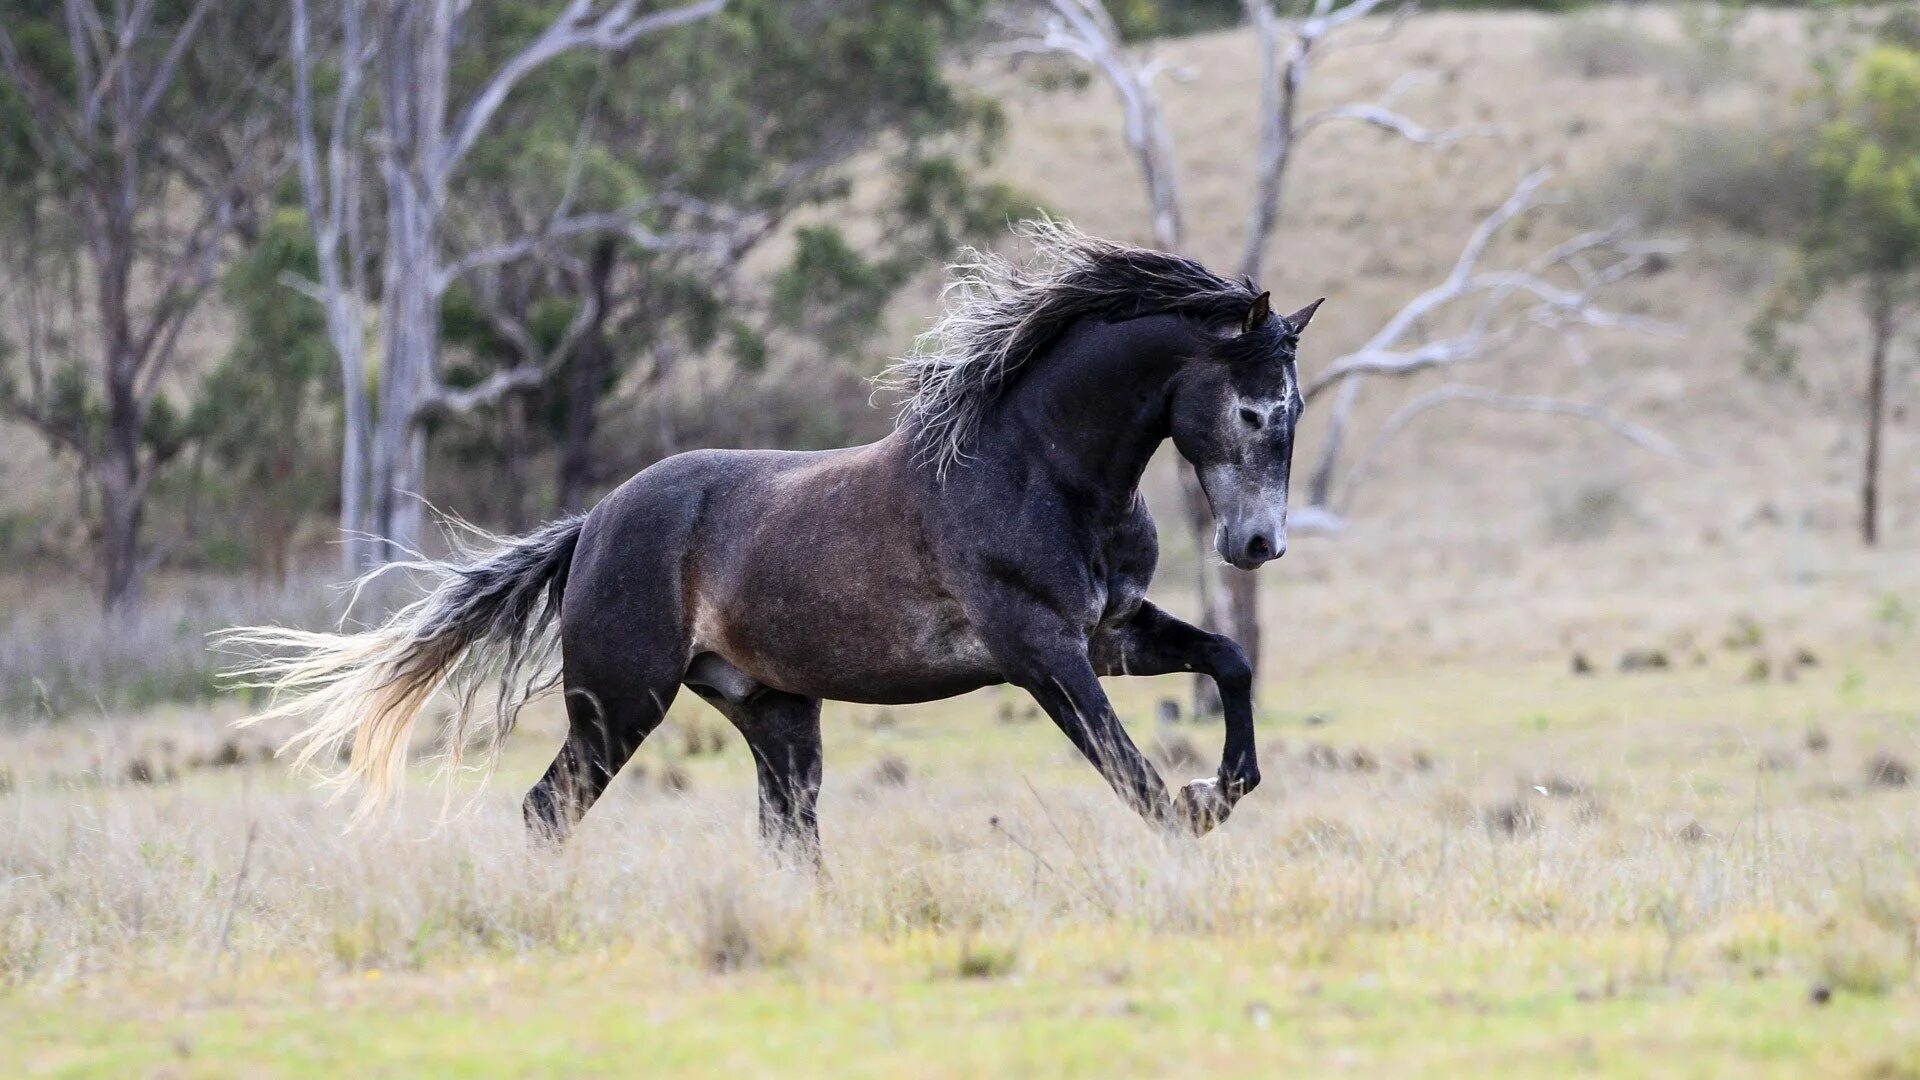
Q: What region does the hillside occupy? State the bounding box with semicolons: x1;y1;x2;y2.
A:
973;10;1902;543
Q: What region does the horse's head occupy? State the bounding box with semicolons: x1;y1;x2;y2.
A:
1170;293;1322;571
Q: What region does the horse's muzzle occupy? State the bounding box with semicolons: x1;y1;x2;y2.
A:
1216;522;1286;571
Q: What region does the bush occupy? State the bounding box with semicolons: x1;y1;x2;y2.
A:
1546;16;1671;79
1545;481;1639;543
1546;12;1744;94
1879;4;1920;51
1585;116;1819;240
1110;0;1240;41
1819;936;1901;997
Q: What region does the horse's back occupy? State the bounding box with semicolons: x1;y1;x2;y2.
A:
566;444;848;624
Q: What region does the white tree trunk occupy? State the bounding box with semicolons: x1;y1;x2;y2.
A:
290;0;726;570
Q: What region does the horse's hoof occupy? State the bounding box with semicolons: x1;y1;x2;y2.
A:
1175;777;1232;836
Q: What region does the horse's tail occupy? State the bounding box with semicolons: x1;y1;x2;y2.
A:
218;515;585;820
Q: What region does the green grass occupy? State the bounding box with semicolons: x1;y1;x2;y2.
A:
10;930;1918;1077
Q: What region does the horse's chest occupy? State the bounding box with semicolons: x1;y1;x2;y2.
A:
1091;527;1155;631
1091;559;1148;631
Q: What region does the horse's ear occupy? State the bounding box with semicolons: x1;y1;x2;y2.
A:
1284;297;1325;334
1242;291;1272;334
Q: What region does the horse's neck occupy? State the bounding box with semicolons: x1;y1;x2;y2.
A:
994;313;1193;515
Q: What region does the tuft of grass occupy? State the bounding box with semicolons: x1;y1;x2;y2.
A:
660;764;693;795
952;936;1020;980
867;753;912;788
1712;914;1791;971
1151;733;1204;772
1805;725;1831;754
677;718;730;758
1819;936;1901;998
1483;798;1539;838
1546;481;1640;543
695;884;810;974
1866;752;1912;789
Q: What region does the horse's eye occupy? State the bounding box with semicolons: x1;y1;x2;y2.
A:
1237;407;1263;430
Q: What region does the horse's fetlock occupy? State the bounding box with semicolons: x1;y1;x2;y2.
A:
1226;765;1261;799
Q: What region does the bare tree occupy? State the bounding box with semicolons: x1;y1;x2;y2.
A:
0;1;283;614
1299;168;1686;512
1007;0;1680;702
286;0;727;570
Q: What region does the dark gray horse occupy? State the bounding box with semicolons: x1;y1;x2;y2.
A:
226;222;1320;857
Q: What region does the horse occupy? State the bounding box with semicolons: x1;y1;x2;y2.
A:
224;221;1321;859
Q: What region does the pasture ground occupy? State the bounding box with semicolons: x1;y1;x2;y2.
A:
6;530;1920;1076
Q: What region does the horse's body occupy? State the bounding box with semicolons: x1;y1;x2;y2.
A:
619;439;1008;707
229;224;1320;856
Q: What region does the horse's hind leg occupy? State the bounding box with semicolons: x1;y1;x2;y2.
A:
698;687;824;864
524;635;685;844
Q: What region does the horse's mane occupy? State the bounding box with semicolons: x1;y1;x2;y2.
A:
877;219;1256;477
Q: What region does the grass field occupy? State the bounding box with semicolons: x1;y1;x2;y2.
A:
7;558;1919;1075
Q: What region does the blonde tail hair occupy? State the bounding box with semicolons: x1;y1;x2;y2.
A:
217;516;584;821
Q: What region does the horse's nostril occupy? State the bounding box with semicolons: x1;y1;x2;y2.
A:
1245;534;1272;561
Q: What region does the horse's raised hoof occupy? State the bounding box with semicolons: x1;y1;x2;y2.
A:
1174;776;1233;836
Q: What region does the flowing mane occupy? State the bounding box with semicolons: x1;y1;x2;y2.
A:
878;220;1257;477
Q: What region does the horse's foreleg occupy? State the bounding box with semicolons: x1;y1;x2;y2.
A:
989;631;1181;831
1089;602;1258;831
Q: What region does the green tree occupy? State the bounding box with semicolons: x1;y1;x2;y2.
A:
192;208;337;582
288;0;1023;565
1752;44;1920;545
0;1;285;613
436;0;1026;517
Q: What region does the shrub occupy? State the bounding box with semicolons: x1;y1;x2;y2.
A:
1546;16;1670;79
1545;481;1638;543
1819;937;1900;997
953;937;1019;979
1585;117;1820;240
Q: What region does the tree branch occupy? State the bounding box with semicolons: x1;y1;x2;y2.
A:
1002;0;1183;248
1303;169;1681;400
1299;98;1500;146
439;0;727;184
1337;383;1697;512
132;0;213;125
434;201;747;292
1238;0;1487;281
1294;168;1684;509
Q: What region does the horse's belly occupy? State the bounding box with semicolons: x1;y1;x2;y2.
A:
696;588;1004;705
733;634;1004;705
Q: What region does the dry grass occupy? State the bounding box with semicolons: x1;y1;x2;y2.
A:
4;528;1919;1070
5;720;1916;983
0;574;337;723
5;607;1917;981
